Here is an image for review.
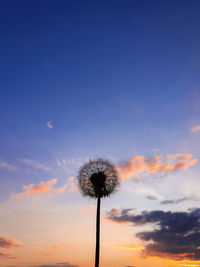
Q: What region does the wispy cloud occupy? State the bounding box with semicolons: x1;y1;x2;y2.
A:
54;183;68;194
19;158;52;171
0;236;22;260
0;236;23;249
46;121;53;129
191;125;200;133
67;177;78;193
0;161;17;171
42;252;53;257
160;196;200;205
0;251;18;259
15;179;57;199
127;184;163;200
117;154;197;180
51;245;62;251
146;195;158;201
56;155;90;168
31;263;79;267
54;177;77;194
15;177;77;198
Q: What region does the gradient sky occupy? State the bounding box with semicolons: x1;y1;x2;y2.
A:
0;1;200;267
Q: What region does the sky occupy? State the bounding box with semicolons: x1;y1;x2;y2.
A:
0;0;200;266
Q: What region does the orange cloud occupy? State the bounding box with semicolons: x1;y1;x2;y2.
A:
15;178;57;198
54;176;76;194
168;154;192;161
117;154;197;180
67;177;78;193
54;183;68;194
191;125;200;133
42;252;54;256
168;258;200;266
68;176;74;184
15;177;77;198
144;251;197;262
51;245;62;250
0;251;18;259
0;236;23;249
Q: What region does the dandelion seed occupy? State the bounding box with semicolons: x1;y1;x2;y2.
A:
77;158;119;267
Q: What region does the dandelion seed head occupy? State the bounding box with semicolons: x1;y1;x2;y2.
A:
77;158;119;198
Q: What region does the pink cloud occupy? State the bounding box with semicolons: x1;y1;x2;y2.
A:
15;177;77;198
68;176;74;184
67;177;78;193
191;125;200;133
117;154;197;180
0;251;18;259
54;177;77;194
0;236;23;249
54;183;68;194
51;245;62;250
15;179;57;199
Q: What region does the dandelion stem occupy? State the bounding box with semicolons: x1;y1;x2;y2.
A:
95;196;101;267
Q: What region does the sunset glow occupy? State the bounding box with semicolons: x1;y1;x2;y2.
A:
0;1;200;267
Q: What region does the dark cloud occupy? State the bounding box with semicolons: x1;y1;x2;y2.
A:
0;236;23;249
57;263;79;267
0;252;18;259
160;197;200;205
31;263;79;267
107;207;200;260
146;195;157;201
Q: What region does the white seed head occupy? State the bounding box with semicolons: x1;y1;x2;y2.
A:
77;158;119;198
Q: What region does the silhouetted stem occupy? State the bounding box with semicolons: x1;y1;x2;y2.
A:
95;196;101;267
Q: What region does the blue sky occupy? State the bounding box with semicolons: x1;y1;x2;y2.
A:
0;1;200;266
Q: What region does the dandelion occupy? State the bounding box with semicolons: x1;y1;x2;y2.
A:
78;158;119;267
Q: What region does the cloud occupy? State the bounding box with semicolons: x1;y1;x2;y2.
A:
54;183;68;194
160;196;200;205
51;245;62;251
68;177;74;184
127;183;163;200
191;125;200;133
19;158;52;171
117;154;197;180
46;121;53;129
57;263;79;267
146;195;158;201
15;177;77;198
42;252;53;257
0;252;18;259
31;263;79;267
0;161;17;171
54;177;77;194
15;179;57;198
107;207;200;261
56;156;90;168
0;237;23;249
67;177;78;193
0;237;21;260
